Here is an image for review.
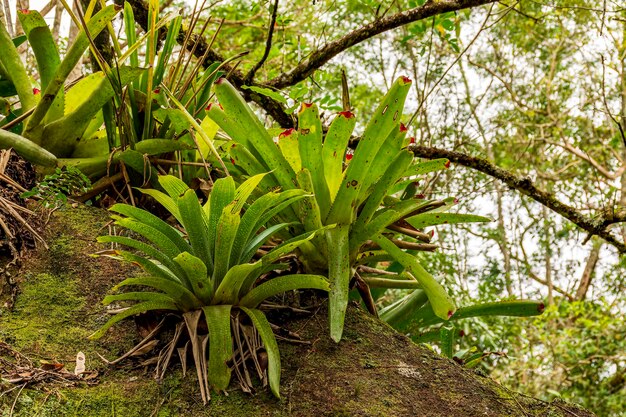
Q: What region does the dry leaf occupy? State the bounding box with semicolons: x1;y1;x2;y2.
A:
75;351;86;376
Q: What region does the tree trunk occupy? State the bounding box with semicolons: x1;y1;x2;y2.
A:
0;206;596;417
575;238;601;301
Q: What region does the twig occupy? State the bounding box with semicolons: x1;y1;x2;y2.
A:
8;383;26;417
409;144;626;253
245;0;279;84
267;0;498;90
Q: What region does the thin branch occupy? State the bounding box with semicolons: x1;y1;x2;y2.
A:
409;145;626;253
266;0;497;90
245;0;279;84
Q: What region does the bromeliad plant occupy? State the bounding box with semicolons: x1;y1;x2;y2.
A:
73;1;233;182
90;174;329;402
0;5;146;166
0;2;200;181
207;76;492;342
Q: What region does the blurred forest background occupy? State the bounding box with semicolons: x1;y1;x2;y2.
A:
1;0;624;415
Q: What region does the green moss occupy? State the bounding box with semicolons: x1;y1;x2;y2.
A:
0;272;86;357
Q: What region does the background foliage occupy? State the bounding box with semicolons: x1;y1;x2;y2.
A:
1;0;624;415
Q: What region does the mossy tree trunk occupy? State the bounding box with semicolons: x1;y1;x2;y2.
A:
0;206;596;417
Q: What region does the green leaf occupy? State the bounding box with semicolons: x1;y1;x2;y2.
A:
205;176;236;258
241;85;287;104
136;188;181;223
202;305;233;391
251;189;308;232
102;291;176;305
111;217;183;260
24;5;121;139
0;16;36;112
177;189;213;271
108;250;180;283
161;86;227;173
212;204;241;286
407;213;492;230
359;124;408;201
42;66;146;156
240;307;281;398
110;203;191;254
322;111;356;201
212;78;297;191
353;150;414;231
298;103;331;218
135;139;193;154
404;158;450;177
89;300;179;339
439;326;455;358
326;77;413;225
113;276;202;310
239;222;294;265
212;262;262;305
97;235;186;280
277;128;301;173
0;128;57;167
232;172;268;213
239;274;329;308
18;9;63;120
374;234;455;321
296;169;324;233
379;289;429;328
410;300;546;329
174;252;213;304
154;16;183;87
232;189;308;264
326;225;351;342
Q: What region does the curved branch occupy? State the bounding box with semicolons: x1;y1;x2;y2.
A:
245;0;279;84
266;0;497;90
409;145;626;254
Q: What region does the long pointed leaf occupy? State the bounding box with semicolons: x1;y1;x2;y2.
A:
409;300;546;329
202;305;233;391
326;77;412;225
239;274;329;308
24;5;121;138
178;189;213;270
298;103;331;218
322;111;356;201
240;307;281;398
89;300;178;339
374;234;455;321
407;213;492;230
326;225;351;343
97;235;186;279
114;276;201;310
110;203;191;253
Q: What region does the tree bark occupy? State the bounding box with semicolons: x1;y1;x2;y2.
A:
575;238;602;301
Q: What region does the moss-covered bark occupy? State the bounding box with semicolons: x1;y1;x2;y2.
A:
0;205;596;416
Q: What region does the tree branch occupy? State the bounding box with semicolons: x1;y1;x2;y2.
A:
409;145;626;254
265;0;498;90
245;0;279;84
